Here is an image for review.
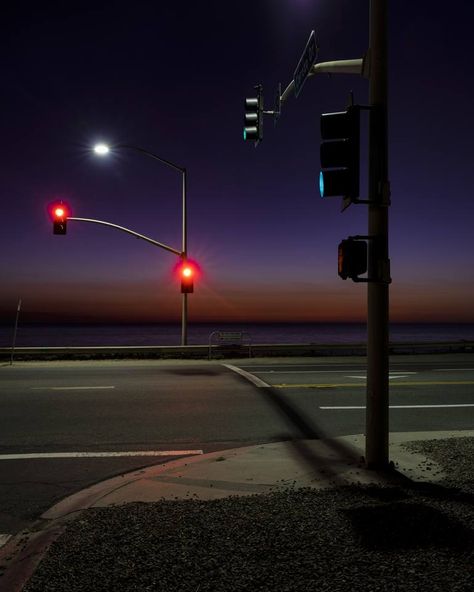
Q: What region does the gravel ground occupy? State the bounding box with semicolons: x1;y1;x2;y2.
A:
24;437;474;592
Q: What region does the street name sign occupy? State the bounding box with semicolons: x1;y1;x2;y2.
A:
293;30;318;98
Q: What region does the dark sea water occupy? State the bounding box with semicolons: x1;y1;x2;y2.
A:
1;322;474;348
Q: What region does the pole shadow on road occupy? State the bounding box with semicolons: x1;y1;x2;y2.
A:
257;384;371;486
257;384;474;512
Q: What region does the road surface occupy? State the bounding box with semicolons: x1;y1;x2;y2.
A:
1;353;473;539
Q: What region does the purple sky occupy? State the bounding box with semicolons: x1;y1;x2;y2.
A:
1;0;474;324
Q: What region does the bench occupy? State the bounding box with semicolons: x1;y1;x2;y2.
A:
208;331;252;360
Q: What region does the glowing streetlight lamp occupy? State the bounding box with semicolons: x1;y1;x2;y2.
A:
93;143;110;156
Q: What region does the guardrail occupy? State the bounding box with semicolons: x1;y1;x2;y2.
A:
1;341;473;362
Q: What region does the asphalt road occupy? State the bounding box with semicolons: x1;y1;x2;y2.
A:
1;353;473;539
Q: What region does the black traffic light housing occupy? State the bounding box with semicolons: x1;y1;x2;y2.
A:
319;105;360;202
181;276;194;294
338;238;367;281
52;203;68;235
244;85;264;145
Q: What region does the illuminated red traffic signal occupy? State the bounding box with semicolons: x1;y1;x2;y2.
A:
50;202;69;235
180;263;194;293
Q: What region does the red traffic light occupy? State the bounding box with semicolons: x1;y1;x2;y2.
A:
176;260;200;294
180;264;194;294
49;201;70;235
181;265;193;279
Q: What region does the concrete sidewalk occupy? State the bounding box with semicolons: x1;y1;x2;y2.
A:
42;430;464;520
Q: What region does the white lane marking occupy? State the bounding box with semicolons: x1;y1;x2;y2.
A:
0;450;203;460
223;364;271;388
437;368;474;371
389;374;416;379
0;534;12;548
320;404;474;410
31;386;116;391
346;373;416;380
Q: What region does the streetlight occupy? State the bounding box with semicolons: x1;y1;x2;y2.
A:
93;143;110;155
93;142;189;346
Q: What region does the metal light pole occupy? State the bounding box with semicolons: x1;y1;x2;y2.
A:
181;167;188;346
366;0;390;468
94;144;189;346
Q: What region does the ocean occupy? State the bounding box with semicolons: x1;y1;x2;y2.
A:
1;322;474;348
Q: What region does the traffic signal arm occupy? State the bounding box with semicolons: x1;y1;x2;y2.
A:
63;217;182;256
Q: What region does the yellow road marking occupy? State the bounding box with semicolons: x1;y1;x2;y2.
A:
272;380;474;389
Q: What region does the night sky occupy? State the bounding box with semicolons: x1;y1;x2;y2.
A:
2;0;474;325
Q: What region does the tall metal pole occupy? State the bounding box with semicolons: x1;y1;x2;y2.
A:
366;0;390;468
181;168;188;346
116;145;189;347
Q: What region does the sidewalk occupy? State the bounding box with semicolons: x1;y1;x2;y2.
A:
41;431;455;516
2;430;474;591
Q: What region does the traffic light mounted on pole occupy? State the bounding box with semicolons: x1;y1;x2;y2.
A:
243;85;264;145
52;202;68;235
319;106;360;204
180;263;194;294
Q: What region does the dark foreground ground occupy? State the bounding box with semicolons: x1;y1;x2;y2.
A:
23;438;474;592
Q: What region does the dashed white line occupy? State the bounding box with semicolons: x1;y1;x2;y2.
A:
31;386;116;391
0;534;12;548
0;450;203;460
345;374;416;380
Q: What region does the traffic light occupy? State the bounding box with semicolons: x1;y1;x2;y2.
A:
319;106;360;201
338;238;367;281
243;85;263;144
180;263;194;294
51;202;68;235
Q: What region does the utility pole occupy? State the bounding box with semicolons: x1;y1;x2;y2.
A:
366;0;390;468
